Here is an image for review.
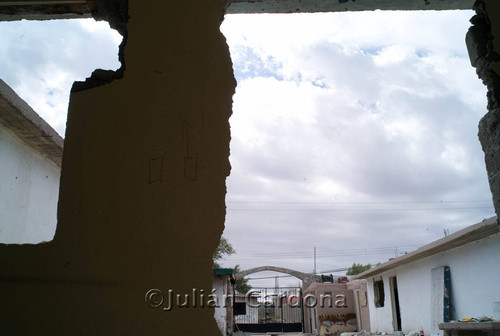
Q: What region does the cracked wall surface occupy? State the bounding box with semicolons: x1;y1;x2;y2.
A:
469;0;500;221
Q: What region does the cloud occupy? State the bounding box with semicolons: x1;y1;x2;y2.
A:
220;10;495;286
0;12;492;286
0;19;122;137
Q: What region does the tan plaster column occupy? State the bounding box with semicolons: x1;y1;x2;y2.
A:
0;0;235;334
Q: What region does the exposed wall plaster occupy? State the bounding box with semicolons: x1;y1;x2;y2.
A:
0;2;94;21
72;0;128;91
0;0;235;333
468;0;500;221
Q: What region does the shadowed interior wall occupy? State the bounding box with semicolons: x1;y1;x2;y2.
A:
0;0;235;333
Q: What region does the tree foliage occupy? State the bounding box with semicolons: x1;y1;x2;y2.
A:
233;264;252;294
212;237;251;293
346;262;372;275
213;236;235;268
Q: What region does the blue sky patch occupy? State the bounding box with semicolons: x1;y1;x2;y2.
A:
232;46;284;82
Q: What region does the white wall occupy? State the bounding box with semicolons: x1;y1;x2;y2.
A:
234;295;258;323
367;276;396;333
367;232;500;335
0;126;60;244
213;276;229;335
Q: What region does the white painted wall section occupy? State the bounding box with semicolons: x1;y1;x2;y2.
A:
367;276;397;333
366;232;500;335
213;276;229;335
0;126;60;244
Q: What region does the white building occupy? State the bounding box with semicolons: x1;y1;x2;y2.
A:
0;79;62;244
213;268;235;336
355;216;500;336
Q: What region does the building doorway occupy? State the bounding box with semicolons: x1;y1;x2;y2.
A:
390;276;402;331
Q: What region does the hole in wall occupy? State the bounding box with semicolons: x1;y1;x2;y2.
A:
373;279;385;308
0;18;122;137
0;18;122;244
218;10;496;290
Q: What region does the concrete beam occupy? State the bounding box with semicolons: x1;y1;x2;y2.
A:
0;1;94;21
0;79;63;167
0;0;475;22
227;0;475;14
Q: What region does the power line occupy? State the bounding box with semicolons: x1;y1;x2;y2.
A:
226;250;415;259
321;268;350;273
227;200;492;204
227;245;420;257
226;252;404;261
227;206;494;212
225;245;420;261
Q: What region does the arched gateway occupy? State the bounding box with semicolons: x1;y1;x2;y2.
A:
235;265;321;289
234;266;321;333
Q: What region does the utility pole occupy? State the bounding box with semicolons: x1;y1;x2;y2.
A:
313;247;317;275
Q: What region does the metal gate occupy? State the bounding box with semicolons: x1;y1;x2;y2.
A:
234;287;303;333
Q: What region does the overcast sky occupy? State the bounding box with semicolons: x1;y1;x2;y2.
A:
220;10;495;287
0;10;495;288
0;19;122;136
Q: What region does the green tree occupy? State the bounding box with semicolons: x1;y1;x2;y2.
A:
212;237;252;294
213;236;235;268
346;262;372;275
233;264;252;294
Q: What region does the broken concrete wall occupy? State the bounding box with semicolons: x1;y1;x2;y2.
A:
0;0;235;333
303;283;357;334
470;0;500;221
347;280;371;332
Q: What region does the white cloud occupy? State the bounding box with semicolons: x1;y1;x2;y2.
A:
0;19;122;137
221;10;495;286
0;12;493;287
373;45;414;66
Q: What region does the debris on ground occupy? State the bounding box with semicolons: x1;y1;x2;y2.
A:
458;315;494;322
